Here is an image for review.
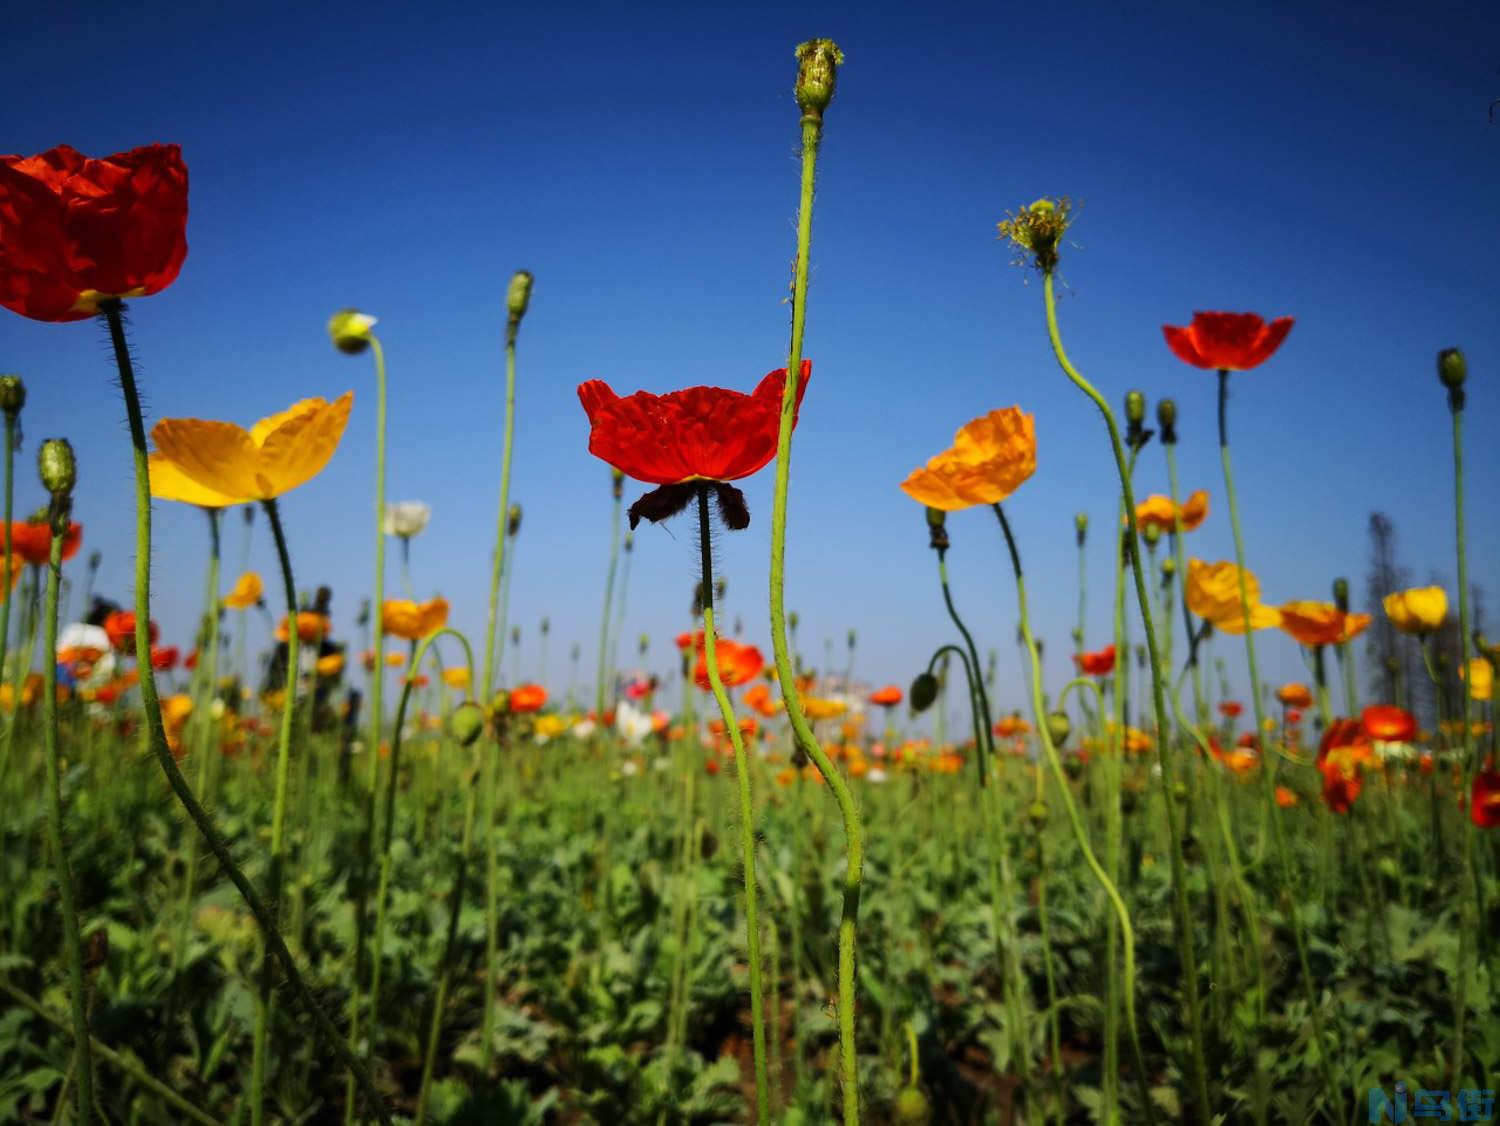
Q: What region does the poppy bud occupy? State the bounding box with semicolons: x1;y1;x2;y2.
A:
39;438;76;499
1027;799;1050;830
488;689;511;720
1142;522;1161;549
1156;398;1177;445
1045;710;1071;747
0;375;25;417
1161;556;1177;583
328;309;377;355
794;38;843;116
611;468;624;499
1332;577;1349;613
893;1085;932;1125
508;503;522;537
449;702;485;747
910;672;939;713
1437;347;1466;389
623;532;634;554
505;270;533;327
1075;512;1088;546
925;506;949;553
1125;390;1146;427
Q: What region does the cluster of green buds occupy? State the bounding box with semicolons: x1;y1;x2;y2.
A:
998;197;1072;274
328;308;377;355
925;506;949;554
638;632;649;657
505;270;533;344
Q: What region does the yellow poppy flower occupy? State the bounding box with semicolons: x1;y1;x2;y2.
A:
1382;586;1448;635
382;596;449;641
316;653;345;678
1186;559;1281;633
442;666;471;690
149;452;240;508
150;393;354;503
1462;656;1493;702
1278;601;1371;647
800;696;848;721
222;571;263;611
1133;489;1208;533
899;406;1036;511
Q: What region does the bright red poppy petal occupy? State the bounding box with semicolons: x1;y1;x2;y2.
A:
0;158;88;321
1241;316;1294;369
1162;324;1211;368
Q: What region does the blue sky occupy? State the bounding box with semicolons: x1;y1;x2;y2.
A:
2;2;1497;724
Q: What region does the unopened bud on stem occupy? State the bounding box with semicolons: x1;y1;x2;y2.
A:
0;375;25;418
794;39;844;118
328;309;377;355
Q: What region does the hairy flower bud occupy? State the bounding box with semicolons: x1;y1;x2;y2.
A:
0;374;25;417
328;308;377;355
506;270;533;327
1156;397;1178;445
794;39;843;116
1125;389;1146;427
39;438;76;498
1438;347;1467;390
926;506;949;553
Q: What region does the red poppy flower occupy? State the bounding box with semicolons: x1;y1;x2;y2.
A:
1471;769;1500;828
624;677;655;701
103;610;158;651
577;361;811;530
0;144;188;322
508;684;548;713
150;645;179;671
7;521;82;566
692;637;765;691
1317;717;1372;814
868;685;903;708
1074;645;1115;677
1361;704;1416;743
1219;700;1243;719
1162;312;1294;372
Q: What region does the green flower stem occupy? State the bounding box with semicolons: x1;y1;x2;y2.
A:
2;981;221;1126
178;508;222;959
1042;279;1209;1120
611;536;633;683
936;556;995;784
1163;446;1207;726
1032;764;1066;1121
371;627;474;1104
0;411;14;714
0;566;40;784
1336;642;1358;716
251;496;301;1126
1214;367;1342;1108
42;500;94;1124
770;106;863;1126
595;488;622;720
101;302;390;1125
992;503;1155;1122
697;488;769;1124
479;302;522;1073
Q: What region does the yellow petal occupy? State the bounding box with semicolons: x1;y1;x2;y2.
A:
150;418;263;502
256;392;354;497
149;452;242;508
900;463;971;511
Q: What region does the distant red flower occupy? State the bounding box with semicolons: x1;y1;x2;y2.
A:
1218;700;1243;719
868;685;902;708
1471;769;1500;828
7;521;82;566
103;610;158;651
1317;717;1372;814
184;649;199;670
149;645;179;671
692;637;765;692
1074;645;1115;677
0;144;189;322
508;684;548;713
1162;312;1294;372
1285;707;1303;726
704;758;722;776
1361;704;1416;743
578;362;811;529
624;677;655;701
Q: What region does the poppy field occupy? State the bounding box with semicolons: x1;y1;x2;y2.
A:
3;29;1500;1126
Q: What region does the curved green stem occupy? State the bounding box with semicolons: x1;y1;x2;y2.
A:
697;488;768;1123
770;108;864;1126
101;302;390;1125
43;501;93;1123
1042;277;1210;1121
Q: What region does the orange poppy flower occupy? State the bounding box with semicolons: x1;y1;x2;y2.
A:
276;612;328;644
0;143;188;322
404;673;431;689
316;653;346;678
1470;770;1500;828
7;521;83;567
104;610;158;650
744;682;781;718
222;571;263;610
1275;683;1312;709
1074;645;1115;677
692;637;765;691
900;406;1037;512
1274;785;1299;808
508;684;548;713
994;713;1032;739
1361;704;1415;743
868;685;902;708
381;596;449;642
1162;312;1294;372
1278;601;1371;648
1133;490;1208;534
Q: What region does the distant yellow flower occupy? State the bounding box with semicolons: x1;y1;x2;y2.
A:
222;571;263;611
442;666;471;691
533;714;569;742
1383;586;1448;635
316;653;345;678
900;407;1036;511
1462;656;1493;702
382;597;449;641
801;696;848;721
1133;489;1208;534
1186;559;1281;633
150;393;354;503
1278;601;1371;647
162;693;193;755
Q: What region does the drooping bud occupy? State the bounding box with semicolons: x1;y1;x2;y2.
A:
508;503;522;537
926;506;949;553
910;672;939;713
39;438;76;498
0;375;25;418
1045;710;1071;747
611;468;624;499
1156;398;1178;445
1332;577;1349;613
1075;511;1088;546
328;309;377;355
893;1085;932;1125
505;270;533;335
794;39;844;117
449;702;485;747
1438;347;1467;390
